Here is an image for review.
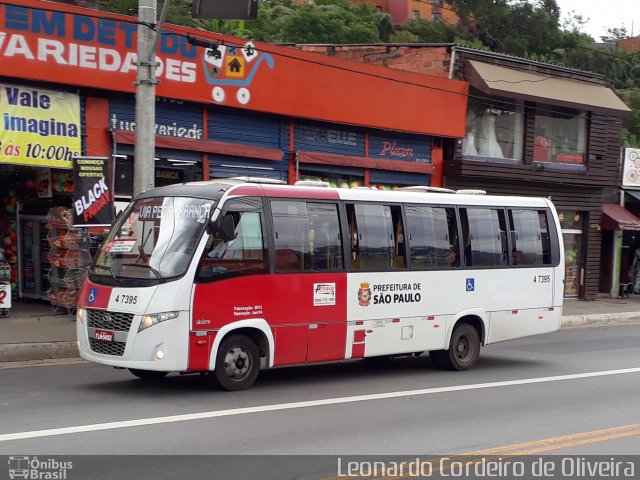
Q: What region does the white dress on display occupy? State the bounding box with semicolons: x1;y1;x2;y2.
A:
462;129;478;156
477;113;504;158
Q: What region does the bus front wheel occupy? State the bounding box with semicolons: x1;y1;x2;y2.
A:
434;323;480;371
214;335;260;391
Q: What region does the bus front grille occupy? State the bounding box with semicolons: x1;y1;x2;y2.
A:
87;310;134;332
89;338;126;356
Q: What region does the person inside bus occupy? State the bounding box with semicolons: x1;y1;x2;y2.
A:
348;211;360;265
512;248;524;266
449;246;460;267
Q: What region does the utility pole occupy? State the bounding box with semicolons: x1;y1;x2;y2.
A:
133;0;157;196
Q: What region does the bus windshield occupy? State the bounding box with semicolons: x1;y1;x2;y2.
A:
92;196;215;283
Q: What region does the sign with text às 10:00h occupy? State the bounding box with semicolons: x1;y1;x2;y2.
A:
0;84;81;168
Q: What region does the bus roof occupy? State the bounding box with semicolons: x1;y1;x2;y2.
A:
136;178;552;208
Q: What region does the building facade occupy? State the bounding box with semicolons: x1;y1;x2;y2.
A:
0;0;467;304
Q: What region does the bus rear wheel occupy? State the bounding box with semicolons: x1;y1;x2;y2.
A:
129;369;168;380
214;335;260;391
438;323;480;371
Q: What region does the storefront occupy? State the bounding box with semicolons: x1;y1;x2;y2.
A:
603;148;640;297
445;48;630;300
0;0;468;304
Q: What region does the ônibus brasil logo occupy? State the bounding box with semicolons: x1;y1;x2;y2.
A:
358;282;371;307
8;456;73;479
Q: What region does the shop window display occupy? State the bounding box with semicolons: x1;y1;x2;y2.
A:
462;97;524;161
299;175;363;189
558;210;584;297
533;106;587;166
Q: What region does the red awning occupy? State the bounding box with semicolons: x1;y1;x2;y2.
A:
602;203;640;231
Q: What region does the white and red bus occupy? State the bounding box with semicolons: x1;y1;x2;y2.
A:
76;178;564;390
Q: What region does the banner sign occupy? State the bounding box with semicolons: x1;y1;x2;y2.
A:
0;83;81;168
73;156;115;226
622;148;640;188
0;1;467;138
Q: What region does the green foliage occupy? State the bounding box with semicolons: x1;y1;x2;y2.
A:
93;0;391;43
621;89;640;147
389;30;420;44
277;1;380;43
394;18;469;44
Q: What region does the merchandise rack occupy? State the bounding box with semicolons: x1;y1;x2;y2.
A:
45;207;92;314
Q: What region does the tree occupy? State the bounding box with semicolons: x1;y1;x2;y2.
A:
274;0;385;44
394;18;470;44
621;89;640;147
446;0;564;57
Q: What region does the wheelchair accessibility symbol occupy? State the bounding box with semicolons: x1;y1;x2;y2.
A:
88;287;97;304
466;278;475;292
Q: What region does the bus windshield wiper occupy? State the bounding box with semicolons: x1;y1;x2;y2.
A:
122;263;165;283
92;265;121;286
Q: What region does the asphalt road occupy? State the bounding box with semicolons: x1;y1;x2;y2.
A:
1;324;640;479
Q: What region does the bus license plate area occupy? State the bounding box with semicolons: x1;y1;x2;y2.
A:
94;329;114;343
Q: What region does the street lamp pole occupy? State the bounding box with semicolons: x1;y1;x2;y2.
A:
133;0;157;196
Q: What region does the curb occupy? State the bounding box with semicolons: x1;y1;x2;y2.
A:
561;313;640;328
0;341;78;363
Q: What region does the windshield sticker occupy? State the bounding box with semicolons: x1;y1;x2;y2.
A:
103;239;136;253
314;283;336;306
138;203;211;221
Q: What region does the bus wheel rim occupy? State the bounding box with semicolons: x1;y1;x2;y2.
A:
455;335;472;362
224;346;251;381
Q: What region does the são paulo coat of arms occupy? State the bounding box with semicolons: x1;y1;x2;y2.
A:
358;282;371;307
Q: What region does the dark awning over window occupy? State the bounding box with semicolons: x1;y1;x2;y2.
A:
602;203;640;231
465;60;631;116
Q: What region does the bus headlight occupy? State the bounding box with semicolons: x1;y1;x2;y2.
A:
139;311;179;332
77;307;87;326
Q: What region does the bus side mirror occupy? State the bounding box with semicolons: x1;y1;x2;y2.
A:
219;214;236;241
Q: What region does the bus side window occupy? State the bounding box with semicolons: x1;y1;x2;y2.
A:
508;208;550;266
459;208;506;267
196;199;268;281
271;200;344;273
348;203;401;271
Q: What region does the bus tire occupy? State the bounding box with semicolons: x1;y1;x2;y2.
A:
129;368;168;380
441;323;480;371
214;334;260;391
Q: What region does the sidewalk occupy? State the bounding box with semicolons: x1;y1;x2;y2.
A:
2;295;640;364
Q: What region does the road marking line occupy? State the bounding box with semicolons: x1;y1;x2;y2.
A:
467;422;640;454
1;366;640;443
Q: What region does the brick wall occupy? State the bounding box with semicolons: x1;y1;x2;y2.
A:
296;45;451;78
